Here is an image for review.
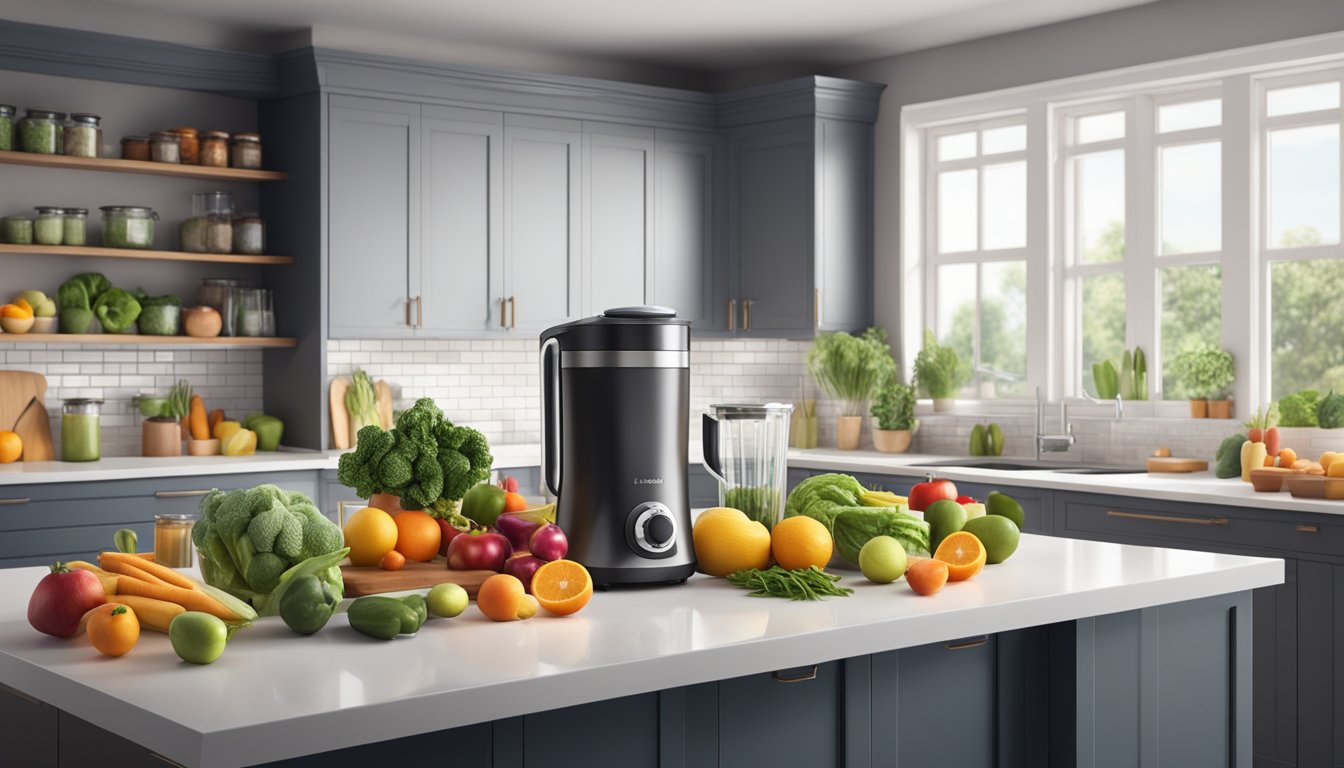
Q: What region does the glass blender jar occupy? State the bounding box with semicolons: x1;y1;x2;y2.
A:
701;403;794;530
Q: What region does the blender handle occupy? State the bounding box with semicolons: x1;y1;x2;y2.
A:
701;412;725;482
541;338;562;498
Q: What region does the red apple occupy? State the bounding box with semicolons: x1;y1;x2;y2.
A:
437;518;466;558
494;511;544;552
956;495;978;505
503;553;545;593
908;478;958;512
528;523;569;562
28;563;105;638
447;530;512;572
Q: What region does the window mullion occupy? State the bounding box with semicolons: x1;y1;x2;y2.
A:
1222;74;1256;406
1126;97;1156;400
1027;102;1052;400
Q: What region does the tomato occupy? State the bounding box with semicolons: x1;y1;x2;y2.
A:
955;495;977;505
908;478;958;512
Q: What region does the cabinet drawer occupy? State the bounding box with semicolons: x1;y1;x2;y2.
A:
718;661;841;766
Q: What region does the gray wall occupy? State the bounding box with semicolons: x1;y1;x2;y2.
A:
829;0;1344;354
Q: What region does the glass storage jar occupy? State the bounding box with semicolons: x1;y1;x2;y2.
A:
64;113;101;158
199;131;229;167
154;514;195;568
100;206;157;249
181;191;233;253
61;399;102;462
62;208;87;246
149;131;180;163
121;135;150;161
237;289;264;337
232;212;265;255
33;207;64;245
2;216;33;245
0;104;15;151
172;126;199;164
230;132;262;169
17;108;64;154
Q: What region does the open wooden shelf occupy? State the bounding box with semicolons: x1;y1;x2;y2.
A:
1;333;297;348
0;149;288;182
0;243;293;266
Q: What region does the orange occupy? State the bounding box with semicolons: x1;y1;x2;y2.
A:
934;531;987;582
14;298;32;315
1329;461;1344;479
393;510;441;562
0;303;32;319
531;560;593;616
87;603;140;657
1321;452;1341;472
906;559;949;596
379;550;406;571
770;516;833;570
477;574;533;621
343;506;399;567
1278;448;1297;467
0;431;21;464
692;512;771;577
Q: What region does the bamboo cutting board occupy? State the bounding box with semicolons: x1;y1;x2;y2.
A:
329;377;350;449
12;399;55;460
340;560;495;598
1146;457;1209;473
0;370;46;430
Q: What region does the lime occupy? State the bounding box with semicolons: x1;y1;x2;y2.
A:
923;499;967;552
426;583;469;618
986;491;1025;528
169;612;228;665
961;515;1021;564
859;535;908;584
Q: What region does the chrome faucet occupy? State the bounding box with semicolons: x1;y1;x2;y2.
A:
1034;388;1124;460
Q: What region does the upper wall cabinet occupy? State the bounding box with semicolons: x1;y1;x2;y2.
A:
582;122;654;316
651;129;723;331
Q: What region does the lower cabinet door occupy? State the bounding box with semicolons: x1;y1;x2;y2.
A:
0;683;56;768
518;693;660;768
872;636;996;766
718;662;842;767
1253;560;1297;768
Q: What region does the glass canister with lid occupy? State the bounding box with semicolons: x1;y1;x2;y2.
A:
150;131;180;163
63;208;88;246
181;191;233;253
17;108;64;154
61;399;102;462
0;104;15;151
121;135;150;161
199;131;229;167
100;205;158;249
230;132;262;169
33;206;64;245
232;212;265;255
172;126;199;164
154;514;195;567
64;113;101;158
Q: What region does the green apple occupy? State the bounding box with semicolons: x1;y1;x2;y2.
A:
169;612;228;665
859;536;908;584
923;499;967;552
986;491;1025;528
962;515;1021;564
426;583;469;618
18;290;55;317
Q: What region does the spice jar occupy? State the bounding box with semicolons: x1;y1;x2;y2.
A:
232;212;265;255
154;514;195;568
63;208;88;246
0;105;15;151
172;126;199;164
64;113;101;158
121;135;150;161
230;132;262;169
17;108;64;154
182;191;233;253
33;207;64;245
150;131;180;163
100;206;157;249
61;399;102;462
2;216;33;245
199;131;229;167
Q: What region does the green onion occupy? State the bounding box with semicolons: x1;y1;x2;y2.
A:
725;565;853;600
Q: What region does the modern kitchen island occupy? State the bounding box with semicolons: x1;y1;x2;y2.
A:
0;534;1280;768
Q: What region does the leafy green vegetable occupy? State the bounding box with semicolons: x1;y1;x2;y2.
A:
726;565;853;600
724;486;781;529
56;273;110;311
1319;391;1344;429
92;287;142;333
1170;343;1234;399
346;369;381;435
191;485;346;613
913;328;969;399
807;328;897;416
1215;433;1248;479
337;398;493;509
1278;390;1320;427
784;473;867;532
871;380;916;431
832;506;929;565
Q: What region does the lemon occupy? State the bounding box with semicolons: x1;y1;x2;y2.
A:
692;512;770;577
343;506;399;567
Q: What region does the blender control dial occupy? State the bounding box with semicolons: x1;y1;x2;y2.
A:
630;502;677;555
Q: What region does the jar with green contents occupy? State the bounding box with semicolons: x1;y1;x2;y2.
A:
62;208;87;246
33;207;64;245
0;105;15;151
2;216;33;244
61;399;102;462
100;206;157;249
64;113;101;158
17;109;64;154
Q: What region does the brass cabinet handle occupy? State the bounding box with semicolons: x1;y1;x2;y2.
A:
154;490;211;498
743;298;752;331
0;497;31;506
406;298;413;327
511;296;517;329
415;296;423;328
1296;524;1319;533
813;287;820;331
772;665;819;683
726;298;736;331
945;636;989;651
1106;510;1228;526
500;297;507;328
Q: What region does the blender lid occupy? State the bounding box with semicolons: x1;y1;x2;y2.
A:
708;402;795;419
602;305;676;319
540;305;689;352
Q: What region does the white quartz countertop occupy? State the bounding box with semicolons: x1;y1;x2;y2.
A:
0;536;1281;768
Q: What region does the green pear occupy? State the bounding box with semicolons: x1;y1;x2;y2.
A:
923;499;967;552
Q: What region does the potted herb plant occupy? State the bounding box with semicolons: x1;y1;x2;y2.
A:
806;328;897;450
913;329;969;412
870;379;917;454
137;380;191;457
1171;343;1235;418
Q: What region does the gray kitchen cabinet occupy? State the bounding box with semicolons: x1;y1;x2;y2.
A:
583;122;652;315
327;96;420;339
652;129;722;330
503;114;581;333
714;662;844;766
1254;559;1297;768
0;683;56;768
872;637;996;767
419;107;505;334
1295;559;1344;767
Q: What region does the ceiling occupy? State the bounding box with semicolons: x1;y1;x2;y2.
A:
0;0;1164;82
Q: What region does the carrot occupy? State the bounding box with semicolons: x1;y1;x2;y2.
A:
100;557;173;587
105;594;186;633
208;408;225;431
114;576;244;621
100;552;200;591
189;394;209;441
1249;428;1263;443
1264;427;1280;457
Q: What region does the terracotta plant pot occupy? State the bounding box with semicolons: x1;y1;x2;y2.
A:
1188;400;1209;418
836;416;863;450
368;493;404;514
932;398;955;413
1207;399;1233;419
142;418;183;457
872;429;913;454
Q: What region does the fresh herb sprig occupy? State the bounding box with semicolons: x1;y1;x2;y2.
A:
726;565;854;601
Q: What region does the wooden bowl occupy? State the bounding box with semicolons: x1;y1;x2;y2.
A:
1327;478;1344;501
1250;467;1291;492
187;438;219;456
0;315;35;334
1286;474;1327;498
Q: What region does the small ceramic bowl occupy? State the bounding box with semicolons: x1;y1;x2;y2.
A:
1250;467;1290;492
30;316;56;334
187;438;220;456
1326;478;1344;501
0;315;35;334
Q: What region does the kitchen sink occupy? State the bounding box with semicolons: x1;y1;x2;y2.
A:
912;458;1147;474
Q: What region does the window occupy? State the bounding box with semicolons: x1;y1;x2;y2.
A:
926;118;1029;398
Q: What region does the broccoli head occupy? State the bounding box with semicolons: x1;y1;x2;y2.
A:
246;500;288;553
246;552;287;594
274;514;304;560
435;422;492;501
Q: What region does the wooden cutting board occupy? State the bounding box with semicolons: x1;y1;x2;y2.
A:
1146;457;1209;473
340;560;495;598
0;370;46;430
374;380;393;429
329;377;350;449
12;399;55;460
